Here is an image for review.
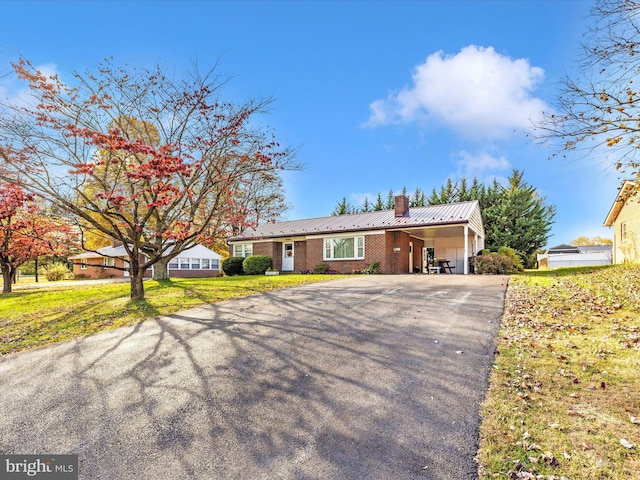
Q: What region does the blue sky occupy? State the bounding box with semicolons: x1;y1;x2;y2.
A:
0;1;621;246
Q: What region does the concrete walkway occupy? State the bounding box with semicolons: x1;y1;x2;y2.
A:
0;275;508;479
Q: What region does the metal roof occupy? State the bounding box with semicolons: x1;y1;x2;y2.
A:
229;201;482;241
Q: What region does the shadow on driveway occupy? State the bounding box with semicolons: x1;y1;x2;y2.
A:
0;275;508;479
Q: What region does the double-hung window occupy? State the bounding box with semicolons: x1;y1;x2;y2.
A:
103;257;115;267
323;236;364;260
621;222;627;242
233;244;253;258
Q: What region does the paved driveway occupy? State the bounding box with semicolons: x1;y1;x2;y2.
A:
0;275;507;479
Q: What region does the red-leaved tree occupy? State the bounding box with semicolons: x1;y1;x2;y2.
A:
0;59;297;299
0;183;72;293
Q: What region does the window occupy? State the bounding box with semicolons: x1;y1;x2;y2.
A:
103;257;115;267
169;257;219;270
233;243;253;257
80;260;87;270
622;222;627;241
323;236;364;260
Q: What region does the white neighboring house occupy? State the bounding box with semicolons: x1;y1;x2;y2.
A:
537;244;612;269
70;242;221;279
166;244;222;278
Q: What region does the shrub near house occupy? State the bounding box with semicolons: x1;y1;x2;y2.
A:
242;255;272;275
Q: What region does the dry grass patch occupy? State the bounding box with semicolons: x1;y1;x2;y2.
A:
478;265;640;479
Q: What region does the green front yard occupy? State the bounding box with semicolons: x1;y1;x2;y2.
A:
0;275;342;356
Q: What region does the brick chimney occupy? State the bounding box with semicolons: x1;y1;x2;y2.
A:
394;195;410;217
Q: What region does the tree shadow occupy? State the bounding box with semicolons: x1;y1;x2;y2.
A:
0;276;507;479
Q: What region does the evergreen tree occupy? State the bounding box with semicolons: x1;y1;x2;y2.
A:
386;189;395;209
481;170;555;257
332;197;354;216
373;193;385;211
361;197;372;212
457;177;471;201
411;187;425;207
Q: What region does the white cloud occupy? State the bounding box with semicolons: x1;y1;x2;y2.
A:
364;45;549;140
350;192;376;207
455;149;511;179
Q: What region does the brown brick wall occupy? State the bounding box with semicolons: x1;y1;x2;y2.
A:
73;257;152;279
305;235;389;274
386;231;425;274
230;232;427;275
294;241;307;271
170;269;220;278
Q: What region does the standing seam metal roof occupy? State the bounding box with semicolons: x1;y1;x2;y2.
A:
229;201;482;241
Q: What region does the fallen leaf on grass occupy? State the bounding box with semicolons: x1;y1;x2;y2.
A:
630;416;640;424
542;451;559;466
620;438;634;449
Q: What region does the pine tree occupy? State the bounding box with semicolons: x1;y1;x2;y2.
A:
332;197;354;216
411;187;425;207
481;170;555;257
373;193;385;211
386;189;395;209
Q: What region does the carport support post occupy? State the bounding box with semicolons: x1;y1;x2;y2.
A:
464;225;469;275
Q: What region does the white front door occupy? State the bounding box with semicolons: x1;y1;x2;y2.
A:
282;242;294;271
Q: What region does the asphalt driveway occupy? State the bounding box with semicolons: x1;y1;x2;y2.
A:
0;275;508;479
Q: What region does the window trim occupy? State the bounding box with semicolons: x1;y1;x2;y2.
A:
103;257;115;268
621;222;627;242
323;235;365;261
168;257;220;270
233;243;253;258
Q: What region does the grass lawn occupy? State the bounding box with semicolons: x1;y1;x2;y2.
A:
0;274;345;356
477;264;640;479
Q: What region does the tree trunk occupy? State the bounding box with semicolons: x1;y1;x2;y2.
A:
11;267;17;284
152;257;170;281
127;253;146;300
2;265;12;294
130;269;146;300
35;256;39;282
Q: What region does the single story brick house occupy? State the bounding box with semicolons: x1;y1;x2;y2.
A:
69;242;221;279
227;195;485;274
604;179;639;264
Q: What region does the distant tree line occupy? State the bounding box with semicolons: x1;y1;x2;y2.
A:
331;169;556;266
